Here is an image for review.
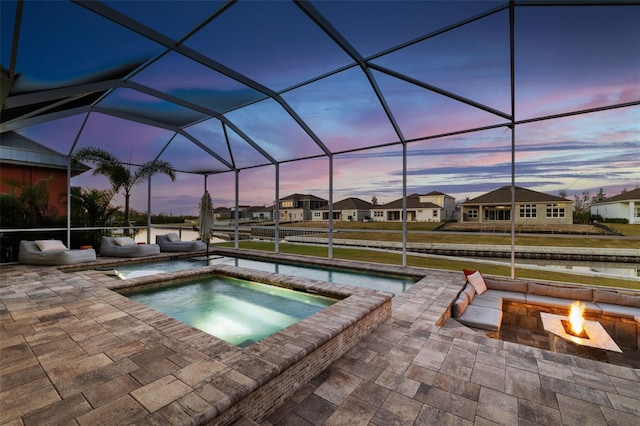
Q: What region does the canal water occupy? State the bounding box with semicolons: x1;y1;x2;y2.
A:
133;227;639;280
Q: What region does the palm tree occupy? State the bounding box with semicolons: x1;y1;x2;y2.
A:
73;147;176;234
65;186;119;227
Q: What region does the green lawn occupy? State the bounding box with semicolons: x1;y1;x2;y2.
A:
219;241;640;290
273;222;640;249
331;231;640;249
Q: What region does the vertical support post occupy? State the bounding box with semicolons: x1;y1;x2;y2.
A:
402;142;407;268
234;170;239;249
66;157;71;248
509;0;516;279
66;113;90;248
147;175;152;244
275;163;280;254
328;154;333;260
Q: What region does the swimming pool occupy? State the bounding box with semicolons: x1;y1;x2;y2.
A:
124;274;337;346
111;256;416;293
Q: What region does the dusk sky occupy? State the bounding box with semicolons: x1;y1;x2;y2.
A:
2;1;638;216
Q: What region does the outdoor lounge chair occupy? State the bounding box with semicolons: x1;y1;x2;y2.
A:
100;236;160;258
18;240;96;266
156;233;207;252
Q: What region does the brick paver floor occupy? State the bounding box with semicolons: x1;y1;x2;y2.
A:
265;270;640;426
1;254;639;425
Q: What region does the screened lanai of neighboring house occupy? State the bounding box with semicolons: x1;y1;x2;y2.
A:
1;1;639;272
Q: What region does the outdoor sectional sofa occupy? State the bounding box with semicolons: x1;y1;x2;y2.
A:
18;240;96;266
100;236;160;258
452;270;640;349
155;233;207;252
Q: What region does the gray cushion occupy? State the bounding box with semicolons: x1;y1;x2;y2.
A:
452;293;469;318
484;277;528;293
457;305;503;332
555;286;593;302
100;237;160;258
462;283;476;304
593;290;640;308
527;282;559;297
471;292;503;310
156;234;207;252
19;240;96;266
489;290;527;303
525;294;601;315
596;303;640;319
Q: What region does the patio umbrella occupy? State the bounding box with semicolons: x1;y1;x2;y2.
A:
198;190;214;260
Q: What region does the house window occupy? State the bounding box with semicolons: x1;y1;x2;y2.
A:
313;212;321;217
546;203;566;218
433;209;438;217
374;211;384;217
520;204;537;218
467;209;478;219
485;207;510;221
635;206;640;218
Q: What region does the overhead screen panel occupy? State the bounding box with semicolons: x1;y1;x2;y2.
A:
131;52;267;114
371;9;511;115
73;113;174;166
103;0;226;41
9;1;163;94
515;6;640;120
158;134;230;174
97;88;209;128
184;0;354;91
373;70;508;141
311;0;504;58
282;67;399;152
224;98;326;162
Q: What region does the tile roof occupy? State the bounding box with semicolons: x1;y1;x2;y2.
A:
317;197;373;210
594;187;640;203
463;186;569;205
376;193;441;210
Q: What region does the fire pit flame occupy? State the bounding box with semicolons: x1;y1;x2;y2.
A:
568;301;586;336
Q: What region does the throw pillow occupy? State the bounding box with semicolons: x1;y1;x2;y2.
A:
36;240;68;252
166;233;180;242
463;269;487;295
114;236;136;246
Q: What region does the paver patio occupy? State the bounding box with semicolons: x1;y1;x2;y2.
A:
1;253;639;425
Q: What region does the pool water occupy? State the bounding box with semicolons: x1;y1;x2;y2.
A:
113;256;416;293
125;275;336;346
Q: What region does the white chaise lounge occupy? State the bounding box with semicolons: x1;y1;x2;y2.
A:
18;240;96;266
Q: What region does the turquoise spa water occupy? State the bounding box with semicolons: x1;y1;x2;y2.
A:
125;275;336;346
112;256;416;293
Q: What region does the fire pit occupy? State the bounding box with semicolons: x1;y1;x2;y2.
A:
540;301;622;361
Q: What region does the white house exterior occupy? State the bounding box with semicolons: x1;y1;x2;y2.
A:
590;188;640;224
370;192;453;222
247;206;273;221
419;191;456;221
275;193;328;222
312;197;373;222
460;186;573;225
